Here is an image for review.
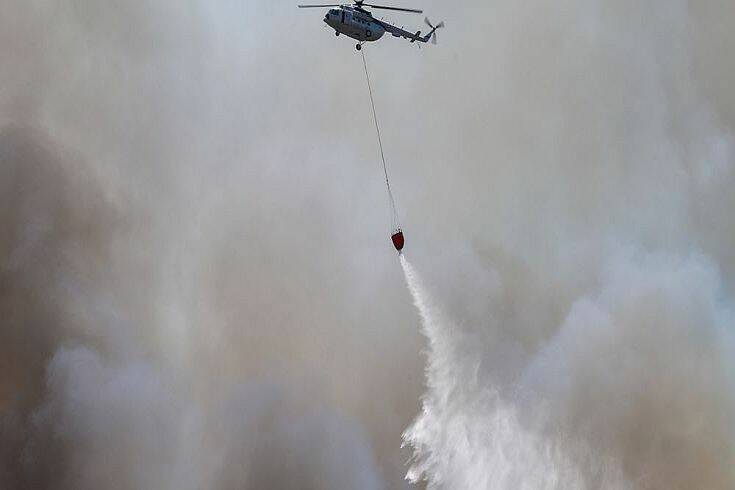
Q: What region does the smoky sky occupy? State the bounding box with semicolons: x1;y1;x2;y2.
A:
2;0;735;489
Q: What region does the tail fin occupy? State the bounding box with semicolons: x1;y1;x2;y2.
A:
410;30;421;43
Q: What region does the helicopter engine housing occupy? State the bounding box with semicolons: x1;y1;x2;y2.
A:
324;8;386;42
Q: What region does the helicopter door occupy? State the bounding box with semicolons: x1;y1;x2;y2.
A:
341;9;345;24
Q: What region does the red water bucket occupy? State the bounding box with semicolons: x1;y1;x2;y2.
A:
391;229;405;252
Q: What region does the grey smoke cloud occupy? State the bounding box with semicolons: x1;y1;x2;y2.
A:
24;346;384;490
2;0;735;488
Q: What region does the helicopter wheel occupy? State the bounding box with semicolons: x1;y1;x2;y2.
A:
356;43;362;51
335;31;339;36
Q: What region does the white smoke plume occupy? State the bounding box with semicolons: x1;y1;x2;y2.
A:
2;0;735;489
394;1;735;488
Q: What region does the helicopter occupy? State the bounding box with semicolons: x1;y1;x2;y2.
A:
298;0;444;50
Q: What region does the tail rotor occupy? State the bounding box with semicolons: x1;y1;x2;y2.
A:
424;17;445;44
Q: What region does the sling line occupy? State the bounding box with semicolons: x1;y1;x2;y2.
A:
361;50;399;230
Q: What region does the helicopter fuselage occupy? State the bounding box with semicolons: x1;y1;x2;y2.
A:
324;7;385;42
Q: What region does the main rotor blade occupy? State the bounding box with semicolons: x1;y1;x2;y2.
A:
361;3;423;13
298;4;342;7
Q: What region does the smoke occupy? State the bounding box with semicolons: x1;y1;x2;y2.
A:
395;1;735;488
0;124;390;490
22;346;384;490
2;0;735;489
1;2;417;488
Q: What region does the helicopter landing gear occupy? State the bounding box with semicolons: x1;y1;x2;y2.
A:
335;30;340;36
356;43;362;51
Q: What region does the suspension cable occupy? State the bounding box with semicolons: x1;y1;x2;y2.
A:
361;50;399;230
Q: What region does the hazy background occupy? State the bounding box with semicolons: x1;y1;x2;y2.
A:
1;0;735;488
